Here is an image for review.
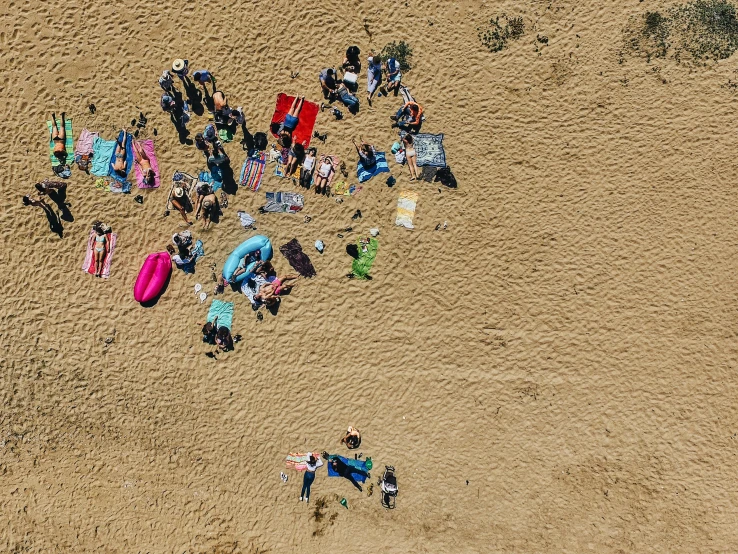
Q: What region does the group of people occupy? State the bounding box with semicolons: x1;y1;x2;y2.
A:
299;426;364;503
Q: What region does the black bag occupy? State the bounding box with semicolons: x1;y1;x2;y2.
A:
253;132;268;151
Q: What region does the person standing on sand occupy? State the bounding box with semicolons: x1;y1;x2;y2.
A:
192;69;216;96
300;454;323;503
172;59;189;82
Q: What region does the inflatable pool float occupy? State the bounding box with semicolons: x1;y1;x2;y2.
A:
223;235;273;283
134;252;172;303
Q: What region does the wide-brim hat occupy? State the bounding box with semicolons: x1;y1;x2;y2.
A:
202;199;213;208
173;186;184;198
172;59;186;72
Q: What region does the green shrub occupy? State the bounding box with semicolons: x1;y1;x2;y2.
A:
478;15;526;53
381;41;413;71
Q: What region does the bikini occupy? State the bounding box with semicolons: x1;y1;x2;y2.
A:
272;278;283;295
94;234;106;253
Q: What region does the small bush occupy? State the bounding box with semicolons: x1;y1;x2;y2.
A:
478;14;526;53
381;41;413;71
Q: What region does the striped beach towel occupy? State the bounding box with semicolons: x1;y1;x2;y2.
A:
240;153;266;191
395;190;419;229
82;229;117;278
46;118;74;167
357;151;390;183
286;452;320;472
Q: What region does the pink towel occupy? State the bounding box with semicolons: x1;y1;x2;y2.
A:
134;139;160;189
82;229;117;278
75;128;98;156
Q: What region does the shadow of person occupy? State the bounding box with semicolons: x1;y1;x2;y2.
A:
219;161;238;196
183;79;204;116
240;122;254;153
47;188;74;222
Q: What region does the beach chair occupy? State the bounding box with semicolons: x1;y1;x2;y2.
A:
164;171;198;216
379;466;398;509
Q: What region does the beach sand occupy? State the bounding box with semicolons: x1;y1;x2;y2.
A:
2;0;738;551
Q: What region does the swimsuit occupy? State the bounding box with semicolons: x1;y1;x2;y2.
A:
272;278;283;295
406;148;416;158
94;235;106;253
284;114;299;131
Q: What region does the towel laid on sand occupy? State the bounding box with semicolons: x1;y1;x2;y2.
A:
414;133;446;167
207;299;233;331
91;137;116;177
241;274;275;305
134;139;160;189
326;455;369;483
280;238;316;278
240;153;266;191
270;93;320;147
357;151;390;183
81;229;117;278
395;190;419;229
286;452;321;472
262;191;304;213
109;131;134;182
46;118;74;167
75;128;98;157
198;169;222;192
351;238;378;280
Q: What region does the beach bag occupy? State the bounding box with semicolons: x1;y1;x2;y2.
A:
254;132;268;151
342;71;358;86
76;153;91;172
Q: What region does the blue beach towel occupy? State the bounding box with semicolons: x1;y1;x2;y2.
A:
109;131;134;183
326;456;369;483
90;137;116;177
178;240;205;274
414;133;446;167
357;151;390;183
198;169;222;192
207;299;233;331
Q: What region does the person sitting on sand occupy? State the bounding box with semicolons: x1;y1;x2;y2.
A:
285;142;305;177
170;185;193;225
254;273;299;306
277;96;304;148
367;55;382;105
133;141;155;186
335;82;360;113
379;57;402;96
313;154;335;195
111;130;129;177
166;244;193;269
391;100;424;133
319;68;338;100
92;224;109;278
300;147;317;189
343;45;362;73
352;137;376;167
215;326;234;351
341;426;361;449
402;134;419;181
194;133;211;159
50;112;68;163
201;320;218;345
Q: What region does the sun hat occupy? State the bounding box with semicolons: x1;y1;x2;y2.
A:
173;186;184;198
172;59;186;72
202;199;213;208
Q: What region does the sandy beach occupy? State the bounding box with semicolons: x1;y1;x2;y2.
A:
2;0;738;551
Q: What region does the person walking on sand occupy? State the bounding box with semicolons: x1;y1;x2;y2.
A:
300;454;323;503
50;112;68;163
192;69;216;96
172;59;189;82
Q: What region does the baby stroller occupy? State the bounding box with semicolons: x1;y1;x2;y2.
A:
379;466;398;509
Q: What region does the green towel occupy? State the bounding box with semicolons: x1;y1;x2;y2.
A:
351;238;378;280
46;118;73;167
218;127;234;143
207;299;234;330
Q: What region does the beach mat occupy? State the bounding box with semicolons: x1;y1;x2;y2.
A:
262;191;304;213
270;93;320;147
91;137;116;177
395;190;419;229
207;299;233;331
134;139;160;189
351;238;378;280
279;238;316;278
285;452;320;472
81;229;117;278
414;133;446;167
46;118;73;167
109;131;134;183
75;128;98;157
240;152;266;191
357;151;390;183
326;456;369;483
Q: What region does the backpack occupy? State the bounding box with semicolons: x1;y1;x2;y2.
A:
253;132;268;151
76;153;91;173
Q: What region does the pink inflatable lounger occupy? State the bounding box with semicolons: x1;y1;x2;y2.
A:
134;252;172;303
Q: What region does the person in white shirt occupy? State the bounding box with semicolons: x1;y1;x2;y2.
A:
300;454;323;503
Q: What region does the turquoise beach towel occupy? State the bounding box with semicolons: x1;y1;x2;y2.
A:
109;131;134;183
91;137;116;176
207;299;233;331
46;118;73;167
357;151;390;183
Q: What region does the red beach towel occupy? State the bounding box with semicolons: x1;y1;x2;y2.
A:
270;93;319;147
